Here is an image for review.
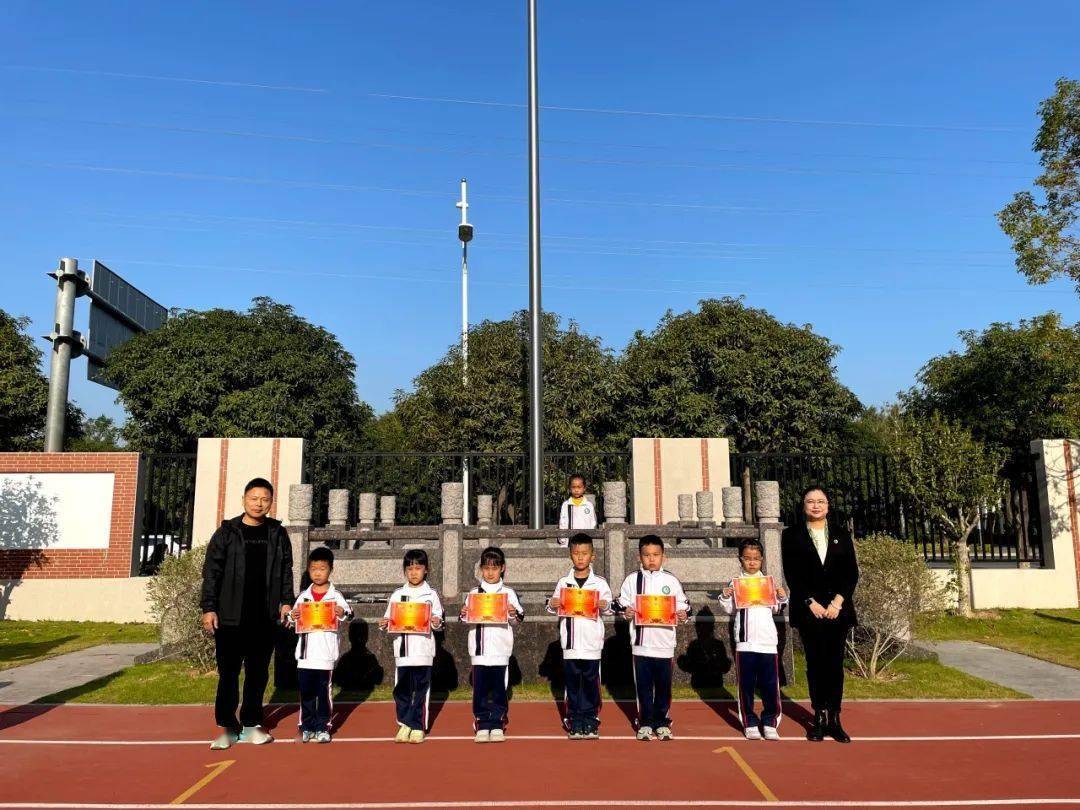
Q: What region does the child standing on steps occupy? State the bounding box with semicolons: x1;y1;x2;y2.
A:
558;473;597;547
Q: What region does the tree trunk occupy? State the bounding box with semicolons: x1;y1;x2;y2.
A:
954;528;974;618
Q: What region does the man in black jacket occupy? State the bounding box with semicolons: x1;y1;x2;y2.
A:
201;477;295;750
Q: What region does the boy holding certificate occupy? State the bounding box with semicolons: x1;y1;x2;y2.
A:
546;533;612;740
615;535;690;741
459;546;525;743
288;547;353;743
378;549;445;744
719;538;789;740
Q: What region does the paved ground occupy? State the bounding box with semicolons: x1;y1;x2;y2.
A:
921;640;1080;699
0;643;158;705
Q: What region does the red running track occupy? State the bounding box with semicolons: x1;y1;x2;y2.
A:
2;700;1079;809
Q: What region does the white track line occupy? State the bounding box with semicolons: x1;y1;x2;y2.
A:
1;800;1080;808
1;733;1079;746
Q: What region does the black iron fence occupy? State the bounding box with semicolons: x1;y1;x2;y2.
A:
136;452;198;575
729;451;1044;564
306;451;632;527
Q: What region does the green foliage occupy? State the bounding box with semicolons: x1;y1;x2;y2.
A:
106;298;374;452
146;545;215;672
68;414;125;452
617;298;862;452
884;413;1006;615
998;77;1080;292
394;311;624;453
846;533;953;680
0;309;83;451
905;313;1080;459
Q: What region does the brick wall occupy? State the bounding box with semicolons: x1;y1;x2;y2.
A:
0;453;140;579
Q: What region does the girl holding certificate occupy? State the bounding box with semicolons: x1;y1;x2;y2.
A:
780;486;859;743
378;549;445;744
459;546;525;743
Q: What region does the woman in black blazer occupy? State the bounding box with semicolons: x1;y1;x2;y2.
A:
780;485;858;742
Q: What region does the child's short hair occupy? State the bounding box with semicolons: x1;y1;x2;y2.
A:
403;549;430;570
568;532;593;549
244;477;274;495
638;534;664;552
738;538;764;558
307;546;334;567
568;473;586;487
479;546;506;568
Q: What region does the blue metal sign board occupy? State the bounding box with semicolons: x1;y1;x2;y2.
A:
86;261;167;389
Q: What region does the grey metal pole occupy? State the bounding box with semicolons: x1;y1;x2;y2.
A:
44;257;85;451
526;0;545;529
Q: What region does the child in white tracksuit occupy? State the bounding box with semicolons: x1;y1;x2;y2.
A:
616;535;690;741
719;538;790;740
546;533;613;739
459;546;525;743
558;473;597;546
289;546;353;742
378;549;445;744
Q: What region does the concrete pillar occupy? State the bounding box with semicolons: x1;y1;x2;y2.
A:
603;481;627;525
605;524;627;592
441;525;462;602
696;490;716;527
327;489;349;528
476;494;493;528
755;481;781;523
379;495;396;528
677;494;695;526
722;486;744;523
442;482;464;524
357;492;377;530
288;484;313;526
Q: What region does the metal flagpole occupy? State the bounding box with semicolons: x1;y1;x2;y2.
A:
526;0;544;529
457;179;474;525
44;257;88;451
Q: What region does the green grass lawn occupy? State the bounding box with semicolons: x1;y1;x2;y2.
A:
0;620;158;670
917;609;1080;670
39;649;1023;704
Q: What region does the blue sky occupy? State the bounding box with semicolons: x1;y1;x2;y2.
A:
2;1;1078;424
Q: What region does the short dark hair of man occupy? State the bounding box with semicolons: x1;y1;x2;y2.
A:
307;546;334;568
568;533;593;549
245;477;274;496
480;546;506;568
639;534;664;552
568;473;586;487
403;548;430;570
738;538;764;559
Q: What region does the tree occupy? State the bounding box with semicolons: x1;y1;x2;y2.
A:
998;78;1080;293
905;313;1080;459
884;413;1006;617
616;298;862;452
394;311;624;453
106;298;374;452
0;309;83;451
68;415;125;452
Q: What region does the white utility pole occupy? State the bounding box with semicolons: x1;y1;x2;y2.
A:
457;179;475;525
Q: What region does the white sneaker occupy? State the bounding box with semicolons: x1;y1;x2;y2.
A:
240;726;273;745
489;729;505;743
409;729;425;744
209;731;237;750
315;731;331;744
474;730;490;743
636;726;655;741
762;726;780;741
300;730;314;743
655;726;673;741
395;725;411;743
744;726;762;740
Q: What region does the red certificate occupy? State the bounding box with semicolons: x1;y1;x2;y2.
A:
388;601;432;634
295;600;339;634
558;588;600;619
465;592;509;625
635;594;677;626
733;575;778;609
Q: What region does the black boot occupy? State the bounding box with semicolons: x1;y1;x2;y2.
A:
807;709;826;741
826;708;851;743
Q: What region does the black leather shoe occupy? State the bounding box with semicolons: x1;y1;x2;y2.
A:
807;709;826;741
826;709;851;743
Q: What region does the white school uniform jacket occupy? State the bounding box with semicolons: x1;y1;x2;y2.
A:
617;568;690;659
718;570;789;655
464;580;525;667
292;583;353;671
558;498;598;546
545;567;612;661
384;581;445;667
